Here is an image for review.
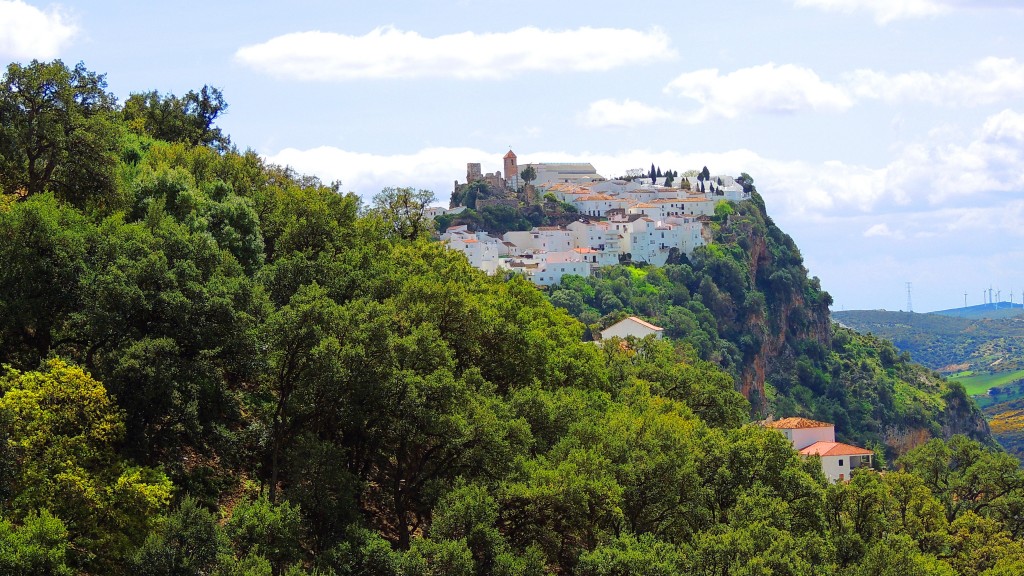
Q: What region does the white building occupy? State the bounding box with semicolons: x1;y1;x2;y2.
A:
525;163;603;188
585;179;642;197
800;442;875;483
506;251;590;287
679;197;717;217
664;216;706;255
572;247;619;267
765;417;874;482
716;185;750;202
572;194;632;217
424;205;467;219
600;316;664;340
503;227;575;253
441;226;504;275
567;220;623;262
766;418;836;449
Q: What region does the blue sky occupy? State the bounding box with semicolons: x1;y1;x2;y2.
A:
2;0;1023;312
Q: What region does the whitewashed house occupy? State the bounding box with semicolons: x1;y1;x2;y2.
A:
503;227;575;253
573;194;632;217
800;442;875;483
680;196;717;216
590;179;641;196
765;417;874;482
507;251;590;287
717;185;750;202
567;220;623;258
424;205;467;219
572;247;619;268
600;316;664;340
441;226;504;275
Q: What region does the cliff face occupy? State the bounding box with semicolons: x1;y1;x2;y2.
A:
711;196;832;413
709;193;993;456
941;383;996;446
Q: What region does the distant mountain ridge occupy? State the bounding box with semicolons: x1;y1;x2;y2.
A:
832;309;1024;373
932;301;1024;320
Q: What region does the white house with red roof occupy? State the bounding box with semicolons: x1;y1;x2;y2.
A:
600;316;664;340
799;441;874;482
765;417;874;482
441;225;504;274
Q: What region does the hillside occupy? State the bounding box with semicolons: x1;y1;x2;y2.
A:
4;59;1024;575
832;309;1024;373
541;192;992;459
933;302;1024;320
985;397;1024;462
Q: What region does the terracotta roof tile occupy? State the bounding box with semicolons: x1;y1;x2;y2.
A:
799;441;874;457
765;417;833;430
625;316;663;331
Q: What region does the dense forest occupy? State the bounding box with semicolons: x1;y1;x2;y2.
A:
4;59;1024;575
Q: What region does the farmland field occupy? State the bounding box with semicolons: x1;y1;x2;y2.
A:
949;368;1024;396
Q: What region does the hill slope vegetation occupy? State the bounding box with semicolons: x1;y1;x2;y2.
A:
832;310;1024;373
2;59;1023;575
543;194;991;457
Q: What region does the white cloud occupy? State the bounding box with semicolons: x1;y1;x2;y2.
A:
795;0;1024;23
266;108;1024;225
0;0;76;59
885;109;1024;204
235;26;674;81
864;223;904;238
794;0;948;23
847;57;1024;106
265;145;494;203
582;99;677;128
663;63;854;121
981;108;1024;142
600;57;1024;127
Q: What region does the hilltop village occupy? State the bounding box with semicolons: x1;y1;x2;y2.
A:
434;150;751;286
434;152;876;481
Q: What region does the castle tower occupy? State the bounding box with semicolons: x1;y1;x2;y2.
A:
503;150;519;190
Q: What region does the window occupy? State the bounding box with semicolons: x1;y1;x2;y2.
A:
838;459;844;466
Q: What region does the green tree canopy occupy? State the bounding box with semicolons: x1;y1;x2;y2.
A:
0;60;119;206
122;85;231;150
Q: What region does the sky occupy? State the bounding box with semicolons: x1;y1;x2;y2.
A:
2;0;1023;313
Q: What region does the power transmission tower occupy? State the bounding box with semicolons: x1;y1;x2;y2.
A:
906;282;913;313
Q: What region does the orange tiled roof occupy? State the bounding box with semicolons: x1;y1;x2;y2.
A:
765;417;833;430
625;316;663;331
799;441;874;457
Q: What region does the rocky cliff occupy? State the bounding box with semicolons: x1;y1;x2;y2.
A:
709;192;992;456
